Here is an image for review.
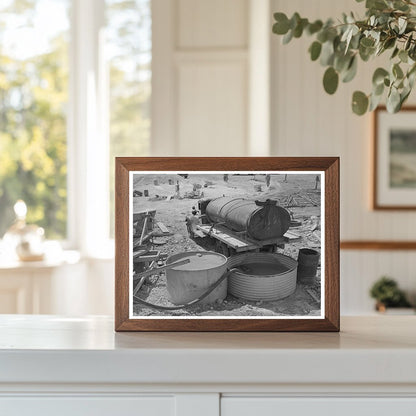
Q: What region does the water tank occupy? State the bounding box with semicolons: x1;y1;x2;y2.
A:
205;197;290;240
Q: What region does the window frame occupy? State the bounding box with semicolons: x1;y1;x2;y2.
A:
67;0;112;257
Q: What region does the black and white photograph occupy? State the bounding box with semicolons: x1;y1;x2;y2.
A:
129;171;324;319
390;129;416;189
374;107;416;209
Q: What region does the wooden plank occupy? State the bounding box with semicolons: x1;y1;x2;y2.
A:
133;249;149;259
198;224;287;249
197;225;250;249
193;229;205;238
211;231;249;249
139;215;149;245
157;222;169;234
132;209;156;222
284;231;302;242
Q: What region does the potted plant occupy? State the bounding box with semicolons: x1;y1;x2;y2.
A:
369;276;414;313
272;0;416;115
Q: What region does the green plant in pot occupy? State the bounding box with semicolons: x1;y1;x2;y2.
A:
369;276;412;311
272;0;416;115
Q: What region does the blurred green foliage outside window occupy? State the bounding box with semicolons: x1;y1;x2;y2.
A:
0;0;69;238
0;0;151;240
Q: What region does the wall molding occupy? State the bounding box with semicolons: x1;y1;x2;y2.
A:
340;241;416;250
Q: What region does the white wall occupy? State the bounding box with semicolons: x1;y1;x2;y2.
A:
152;0;250;156
271;0;416;313
62;0;416;316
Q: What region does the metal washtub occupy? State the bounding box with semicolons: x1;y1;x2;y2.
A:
166;251;228;305
227;252;298;301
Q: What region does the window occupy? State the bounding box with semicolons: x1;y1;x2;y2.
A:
0;0;70;239
0;0;151;251
106;0;151;237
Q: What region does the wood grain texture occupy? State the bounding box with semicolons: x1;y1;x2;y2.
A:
114;160;130;330
341;241;416;250
115;157;340;332
373;106;416;210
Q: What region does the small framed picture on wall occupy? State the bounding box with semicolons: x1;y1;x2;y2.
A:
374;106;416;209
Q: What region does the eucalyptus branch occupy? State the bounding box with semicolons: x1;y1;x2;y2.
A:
272;0;416;115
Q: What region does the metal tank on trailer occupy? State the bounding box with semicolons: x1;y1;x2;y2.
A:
205;197;291;241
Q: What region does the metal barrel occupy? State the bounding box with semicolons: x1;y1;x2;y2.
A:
297;248;320;284
205;197;290;240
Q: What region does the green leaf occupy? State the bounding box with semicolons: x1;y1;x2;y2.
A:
393;63;404;79
360;37;375;48
409;44;416;60
342;25;359;53
317;30;328;43
405;34;413;51
352;91;369;115
359;37;377;61
350;32;361;49
309;41;322;61
399;49;408;63
374;82;385;96
293;17;308;38
273;13;290;35
366;0;388;10
282;29;293;44
320;40;335;66
333;35;341;51
383;37;396;50
408;68;416;88
359;45;374;61
323;67;339;95
342;56;358;83
398;17;407;34
307;20;323;35
290;12;301;30
400;87;411;106
386;87;401;112
391;47;399;59
369;92;383;111
393;0;410;11
408;63;416;78
372;68;389;86
325;27;338;42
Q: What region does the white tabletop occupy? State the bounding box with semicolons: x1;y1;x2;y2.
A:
0;315;415;385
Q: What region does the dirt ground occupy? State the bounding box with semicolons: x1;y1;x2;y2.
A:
132;173;322;317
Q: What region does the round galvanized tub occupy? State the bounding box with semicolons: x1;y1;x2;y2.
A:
166;251;228;305
227;252;297;301
205;197;290;240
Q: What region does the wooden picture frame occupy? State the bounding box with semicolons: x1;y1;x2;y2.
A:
115;157;339;332
373;106;416;210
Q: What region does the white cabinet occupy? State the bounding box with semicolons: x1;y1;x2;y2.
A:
1;396;175;416
222;398;416;416
1;316;416;416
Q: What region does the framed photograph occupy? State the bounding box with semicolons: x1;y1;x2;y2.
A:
374;106;416;210
115;157;339;331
